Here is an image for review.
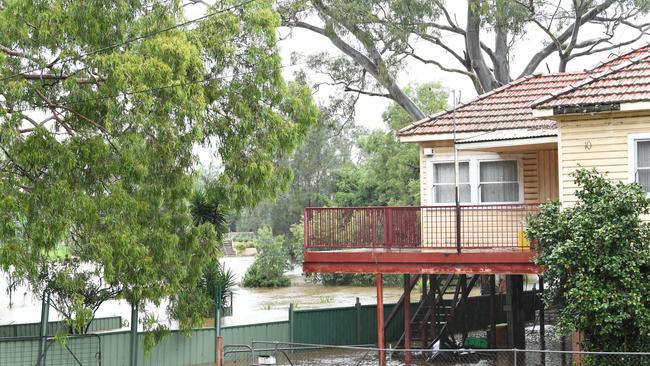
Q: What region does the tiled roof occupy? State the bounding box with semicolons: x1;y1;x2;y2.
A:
398;72;586;136
532;45;650;109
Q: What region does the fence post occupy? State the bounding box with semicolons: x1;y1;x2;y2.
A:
514;349;517;366
289;303;295;344
37;289;50;366
355;297;361;344
129;301;139;366
215;285;222;365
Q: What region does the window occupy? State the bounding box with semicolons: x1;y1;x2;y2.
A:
634;139;650;193
431;162;470;203
428;155;523;205
479;160;520;203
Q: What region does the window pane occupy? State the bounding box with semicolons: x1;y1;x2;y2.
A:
433;162;469;184
638;169;650;193
481;182;519;202
434;184;471;203
638;140;650;168
480;161;518;182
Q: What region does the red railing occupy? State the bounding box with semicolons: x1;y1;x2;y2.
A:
303;204;539;251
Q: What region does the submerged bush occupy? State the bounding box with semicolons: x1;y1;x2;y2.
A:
242;227;291;288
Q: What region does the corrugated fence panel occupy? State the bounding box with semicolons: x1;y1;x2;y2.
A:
221;321;290;346
0;316;123;338
99;330;131;366
293;306;358;345
140;328;215;366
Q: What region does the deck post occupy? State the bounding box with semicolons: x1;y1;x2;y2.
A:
430;275;438;343
421;275;428;348
489;275;497;348
403;274;412;365
539;275;546;366
506;275;525;365
376;273;386;366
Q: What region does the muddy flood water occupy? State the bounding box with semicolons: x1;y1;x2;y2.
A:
0;256;404;329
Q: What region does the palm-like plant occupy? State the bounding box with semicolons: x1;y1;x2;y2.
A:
188;185;236;313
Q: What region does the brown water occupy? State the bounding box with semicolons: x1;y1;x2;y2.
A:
221;256;404;326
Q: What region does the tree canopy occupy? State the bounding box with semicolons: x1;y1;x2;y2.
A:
527;169;650;354
332;82;447;207
280;0;650;120
0;0;317;331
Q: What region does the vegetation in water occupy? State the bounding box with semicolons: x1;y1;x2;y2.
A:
242;227;291;288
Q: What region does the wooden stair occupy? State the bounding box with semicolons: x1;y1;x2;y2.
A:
222;239;236;257
393;274;480;351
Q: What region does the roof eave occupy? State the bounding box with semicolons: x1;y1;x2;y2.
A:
398;132;480;143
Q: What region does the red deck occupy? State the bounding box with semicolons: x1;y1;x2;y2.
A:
302;205;542;274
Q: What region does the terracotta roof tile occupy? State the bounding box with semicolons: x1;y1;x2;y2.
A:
532;45;650;109
399;72;586;136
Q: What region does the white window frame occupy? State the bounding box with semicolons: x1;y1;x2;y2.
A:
429;160;472;205
627;133;650;196
426;153;524;206
477;158;524;204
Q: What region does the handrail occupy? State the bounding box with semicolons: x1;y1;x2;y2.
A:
304;204;540;251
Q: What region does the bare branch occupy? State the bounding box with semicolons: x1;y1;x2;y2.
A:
343;86;391;98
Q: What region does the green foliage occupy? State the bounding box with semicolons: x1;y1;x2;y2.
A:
527;169;650;354
0;0;316;334
331;83;447;207
382;83;447;131
234;243;247;253
309;273;403;287
234;97;357;235
287;219;304;263
242;227;291;288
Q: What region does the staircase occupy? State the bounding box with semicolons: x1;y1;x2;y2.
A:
391;274;480;350
222;239;236;257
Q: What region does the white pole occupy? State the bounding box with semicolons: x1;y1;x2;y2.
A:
452;91;461;253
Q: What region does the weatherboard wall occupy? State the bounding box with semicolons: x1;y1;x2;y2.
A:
556;113;650;206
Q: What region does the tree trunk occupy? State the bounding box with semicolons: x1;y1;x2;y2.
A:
465;2;498;93
494;24;510;85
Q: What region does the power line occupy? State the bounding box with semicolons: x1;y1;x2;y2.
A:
6;54;343;114
0;0;258;82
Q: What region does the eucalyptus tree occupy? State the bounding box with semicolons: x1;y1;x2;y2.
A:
0;0;317;331
280;0;650;120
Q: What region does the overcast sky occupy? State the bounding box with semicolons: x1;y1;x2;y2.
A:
186;1;648;166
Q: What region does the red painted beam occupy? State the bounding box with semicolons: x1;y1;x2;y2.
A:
303;250;542;274
304;262;542;274
304;250;536;264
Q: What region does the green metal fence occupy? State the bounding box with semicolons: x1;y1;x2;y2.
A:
0;294;537;365
0;316;123;338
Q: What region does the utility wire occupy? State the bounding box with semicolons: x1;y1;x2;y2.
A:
0;0;258;82
5;53;344;114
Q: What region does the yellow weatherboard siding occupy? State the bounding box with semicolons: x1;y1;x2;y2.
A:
557;113;650;206
419;142;558;206
417;141;558;247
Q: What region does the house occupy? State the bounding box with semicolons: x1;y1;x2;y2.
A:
301;44;650;363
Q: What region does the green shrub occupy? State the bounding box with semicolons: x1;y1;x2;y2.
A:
242;227;291;288
527;169;650;355
234;243;246;253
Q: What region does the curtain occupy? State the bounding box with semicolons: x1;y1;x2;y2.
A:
637;141;650;192
432;162;470;203
480;161;519;202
